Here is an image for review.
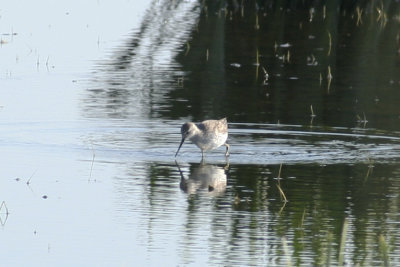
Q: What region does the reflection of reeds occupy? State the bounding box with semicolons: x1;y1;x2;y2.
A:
319;73;322;86
255;14;260;30
379;234;390;267
282;236;293;267
46;56;50;69
256;48;260;66
299;208;306;228
325;231;333;266
364;159;374;182
338;218;348;266
184;42;190;56
376;4;388;28
327;66;332;93
89;144;95;180
327;31;332;56
356;6;363;26
255;49;260;81
0;201;9;226
309;7;314;22
177;77;184;86
310;105;316;117
0;201;9;215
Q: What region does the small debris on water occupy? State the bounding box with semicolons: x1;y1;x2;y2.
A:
279;43;292;48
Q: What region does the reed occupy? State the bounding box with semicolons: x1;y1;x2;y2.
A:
26;170;37;185
262;67;269;85
356;112;368;126
276;164;288;203
310;105;316;117
277;183;288;202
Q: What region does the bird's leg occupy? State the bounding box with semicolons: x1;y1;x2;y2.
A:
224;143;230;157
224;156;230;170
201;150;205;159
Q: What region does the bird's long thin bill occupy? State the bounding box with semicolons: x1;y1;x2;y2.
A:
175;138;185;157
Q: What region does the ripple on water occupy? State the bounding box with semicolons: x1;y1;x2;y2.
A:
79;121;400;166
227;123;400;165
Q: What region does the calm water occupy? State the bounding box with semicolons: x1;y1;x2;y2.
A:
1;0;400;266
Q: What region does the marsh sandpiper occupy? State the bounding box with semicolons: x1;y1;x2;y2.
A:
175;118;230;158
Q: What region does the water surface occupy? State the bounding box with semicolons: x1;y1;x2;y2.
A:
1;0;400;266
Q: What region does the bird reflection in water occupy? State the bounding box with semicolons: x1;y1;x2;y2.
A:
176;160;229;196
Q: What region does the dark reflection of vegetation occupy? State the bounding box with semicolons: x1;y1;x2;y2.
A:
167;0;400;129
228;163;400;266
86;0;400;129
142;162;400;265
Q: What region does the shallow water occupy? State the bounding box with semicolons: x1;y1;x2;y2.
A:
1;0;400;266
